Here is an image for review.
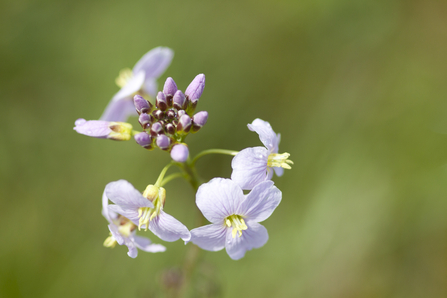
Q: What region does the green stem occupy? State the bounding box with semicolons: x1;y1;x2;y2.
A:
154;162;175;187
190;149;238;167
161;173;186;187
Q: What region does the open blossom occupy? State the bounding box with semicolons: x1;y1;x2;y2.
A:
100;47;174;122
105;180;191;242
188;178;281;260
231;118;293;190
102;190;166;258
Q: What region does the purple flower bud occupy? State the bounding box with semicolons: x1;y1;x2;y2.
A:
170;144;189;163
139;113;152;129
192;111;208;132
163;77;178;96
165;123;175;135
152;109;165;120
156;134;170;150
166;109;176;120
133;95;152;114
150;122;164;137
177;114;192;133
173;90;186;110
177;110;186;119
185;74;205;101
156;92;168;111
134;132;152;149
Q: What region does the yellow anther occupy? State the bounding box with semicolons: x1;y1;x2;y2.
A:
103;235;117;248
116;68;133;88
267;152;294;169
117;221;134;238
225;215;248;238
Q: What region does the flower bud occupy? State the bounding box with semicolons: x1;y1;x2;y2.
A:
177;110;186;119
143;185;159;202
166;109;176;120
150;122;164;137
156;92;168;111
185;74;205;101
170;144;189;163
156;134;171;150
173;90;186;110
163;77;178;97
138;113;152;129
192;111;208;132
75;119;133;140
176;114;192;133
165;123;175;134
152;109;165;120
133;95;152;114
134;132;152;149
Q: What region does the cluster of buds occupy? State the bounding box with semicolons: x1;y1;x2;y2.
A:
133;74;207;162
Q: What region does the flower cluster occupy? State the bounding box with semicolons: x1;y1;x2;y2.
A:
133;74;207;162
74;47;292;261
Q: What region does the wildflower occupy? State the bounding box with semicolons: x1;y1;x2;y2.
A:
231;119;293;190
73;118;132;141
102;190;166;258
170;144;189;163
189;178;281;260
105;180;191;242
100;47;174;122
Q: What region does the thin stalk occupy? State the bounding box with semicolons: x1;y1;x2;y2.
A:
189;149;238;168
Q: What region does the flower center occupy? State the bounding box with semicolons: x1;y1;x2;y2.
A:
116;68;134;88
225;215;248;238
103;218;136;248
137;195;163;230
267;152;293;169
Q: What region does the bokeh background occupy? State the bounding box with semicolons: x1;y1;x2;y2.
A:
1;0;447;297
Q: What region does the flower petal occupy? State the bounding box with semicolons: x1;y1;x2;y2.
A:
99;97;138;122
108;224;124;245
133;47;174;79
238;181;282;222
225;222;268;260
149;211;191;242
105;180;153;210
231;147;270;190
196;178;244;224
108;205;140;225
142;79;158;98
100;71;145;122
133;235;166;253
73;119;111;138
189;224;227;251
247;118;279;153
273;166;284;177
123;237;138;258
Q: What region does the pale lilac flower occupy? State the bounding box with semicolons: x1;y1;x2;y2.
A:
73;118;132;141
231;119;293;190
102;190;166;258
101;47;174;122
105;180;191;242
189;178;281;260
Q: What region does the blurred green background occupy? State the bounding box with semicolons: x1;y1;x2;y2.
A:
1;0;447;297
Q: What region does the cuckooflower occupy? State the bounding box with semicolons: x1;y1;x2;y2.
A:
189;178;281;260
101;47;174;122
102;191;166;258
105;180;191;242
73;118;133;141
231;118;293;190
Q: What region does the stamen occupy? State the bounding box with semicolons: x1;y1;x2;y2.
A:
116;68;133;88
267;152;294;169
225;215;248;238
